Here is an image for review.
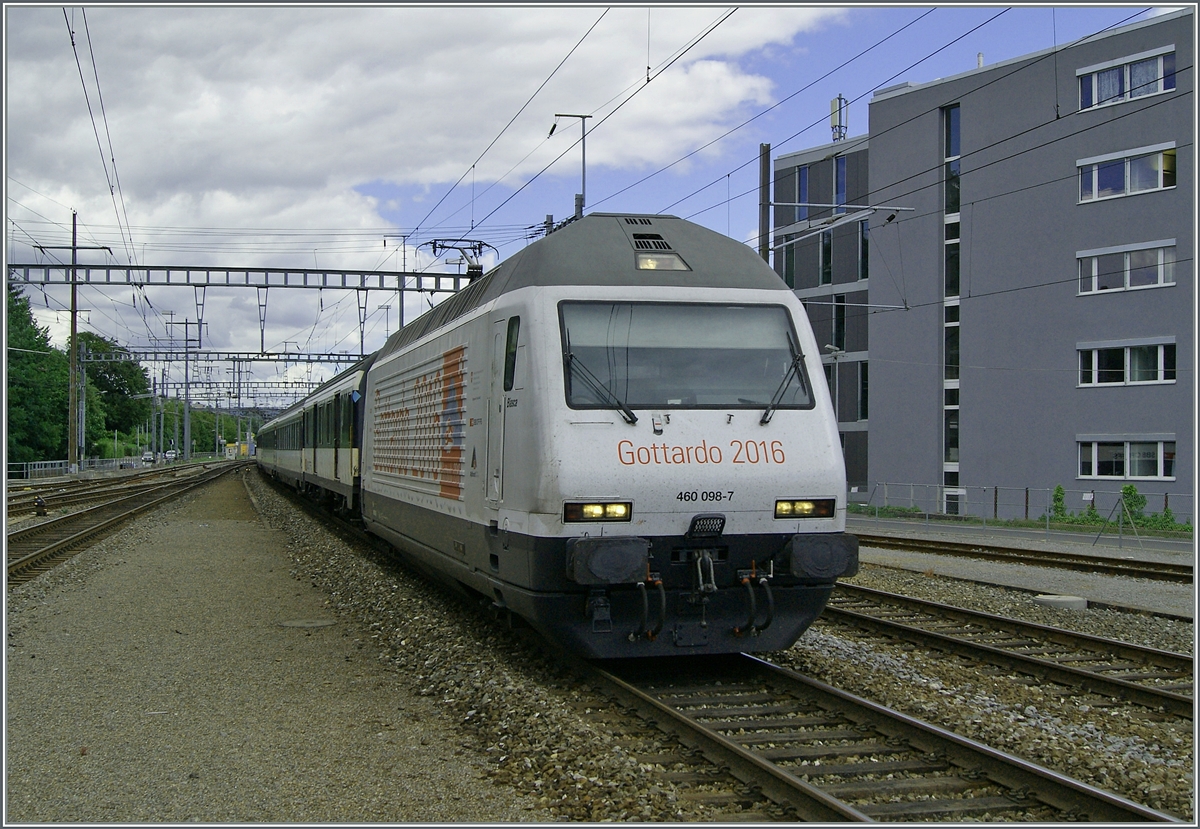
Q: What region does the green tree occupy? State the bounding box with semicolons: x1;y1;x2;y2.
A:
77;331;150;433
81;376;110;458
6;286;69;463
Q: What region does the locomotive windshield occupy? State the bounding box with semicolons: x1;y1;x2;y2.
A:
559;302;814;411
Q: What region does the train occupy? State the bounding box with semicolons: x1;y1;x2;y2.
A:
256;213;858;658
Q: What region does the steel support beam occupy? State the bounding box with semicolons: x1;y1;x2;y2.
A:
81;349;362;364
7;264;465;293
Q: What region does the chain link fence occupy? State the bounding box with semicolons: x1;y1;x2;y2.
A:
849;482;1192;537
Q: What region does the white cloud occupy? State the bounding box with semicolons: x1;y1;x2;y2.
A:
6;5;846;404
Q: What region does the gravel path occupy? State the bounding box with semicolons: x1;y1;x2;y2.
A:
5;471;543;823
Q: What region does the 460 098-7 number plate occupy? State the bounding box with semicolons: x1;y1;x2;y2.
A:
677;491;734;503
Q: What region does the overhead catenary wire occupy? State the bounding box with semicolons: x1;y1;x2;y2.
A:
408;8;611;241
670;6;1153;223
590;7;937;212
417;7;738;244
663;7;1014;218
81;8;137;269
11;6;1175;392
469;8;738;233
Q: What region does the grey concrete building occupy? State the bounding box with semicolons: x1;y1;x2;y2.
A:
773;133;872;490
776;8;1193;521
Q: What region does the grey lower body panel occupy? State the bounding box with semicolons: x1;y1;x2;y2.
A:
361;489;853;658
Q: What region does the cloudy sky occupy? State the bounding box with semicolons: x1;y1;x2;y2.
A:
4;4;1163;406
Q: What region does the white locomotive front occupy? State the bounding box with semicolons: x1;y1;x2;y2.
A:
359;213;857;658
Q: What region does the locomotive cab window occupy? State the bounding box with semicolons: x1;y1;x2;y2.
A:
559;302;814;410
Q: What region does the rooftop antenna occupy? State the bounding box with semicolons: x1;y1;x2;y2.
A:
831;95;848;142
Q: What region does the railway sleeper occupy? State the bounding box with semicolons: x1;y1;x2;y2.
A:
676;703;806;718
756;741;907;761
793;756;951;778
823;773;987;800
859;794;1051;820
665;692;778;707
734;728;866;746
711;715;842;731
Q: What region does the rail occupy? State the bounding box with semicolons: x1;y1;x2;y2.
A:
824;584;1193;719
591;654;1180;822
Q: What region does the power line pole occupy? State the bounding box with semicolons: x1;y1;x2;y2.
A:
36;212;111;473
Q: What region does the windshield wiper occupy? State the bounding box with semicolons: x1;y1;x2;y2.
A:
566;351;638;425
760;334;805;425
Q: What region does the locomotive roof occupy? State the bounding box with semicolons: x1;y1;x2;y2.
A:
376;213;788;360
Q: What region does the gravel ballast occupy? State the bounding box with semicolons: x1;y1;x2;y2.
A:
778;565;1194;819
7;468;1194;822
5;471;543;823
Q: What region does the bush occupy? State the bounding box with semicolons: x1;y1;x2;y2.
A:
1120;484;1147;519
1051;485;1067;519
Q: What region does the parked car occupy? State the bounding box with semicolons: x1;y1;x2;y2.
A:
165;450;177;462
141;451;154;463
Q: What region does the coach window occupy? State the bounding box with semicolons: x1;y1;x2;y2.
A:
503;316;520;392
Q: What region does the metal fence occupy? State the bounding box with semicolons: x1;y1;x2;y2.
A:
849;482;1192;531
6;453;228;481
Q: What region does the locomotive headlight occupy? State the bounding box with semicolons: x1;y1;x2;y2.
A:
775;498;836;518
564;501;632;522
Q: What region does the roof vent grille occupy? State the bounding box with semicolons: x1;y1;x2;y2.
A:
631;233;671;251
624;217;653;225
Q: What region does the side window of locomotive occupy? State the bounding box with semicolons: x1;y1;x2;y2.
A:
503;316;520;392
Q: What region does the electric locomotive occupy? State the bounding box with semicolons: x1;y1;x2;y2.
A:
345;213;858;658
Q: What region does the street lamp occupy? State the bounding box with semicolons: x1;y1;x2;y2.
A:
550;113;592;219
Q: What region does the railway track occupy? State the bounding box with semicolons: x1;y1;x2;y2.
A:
6;462;251;586
591;654;1181;822
821;584;1193;719
6;467;202;517
257;473;1184;822
855;533;1192;583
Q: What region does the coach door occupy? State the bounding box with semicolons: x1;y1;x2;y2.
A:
487;321;506;506
487;316;521;508
332;393;341;481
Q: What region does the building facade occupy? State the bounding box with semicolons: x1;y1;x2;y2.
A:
776;9;1193;519
773;134;872;489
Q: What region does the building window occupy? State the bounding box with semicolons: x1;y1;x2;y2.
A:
944;242;960;297
833;295;846;351
943;104;960;215
781;233;796;288
858;220;869;280
940;323;960;381
1078;49;1175;110
1079;144;1176;202
820;230;832;285
1078;343;1176;385
1078;243;1175;293
944;409;959;464
824;362;836;417
834;156;847;215
858;361;868;421
1079;440;1175;479
796;166;809;221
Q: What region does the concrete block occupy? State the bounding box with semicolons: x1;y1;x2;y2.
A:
1033;594;1088;610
